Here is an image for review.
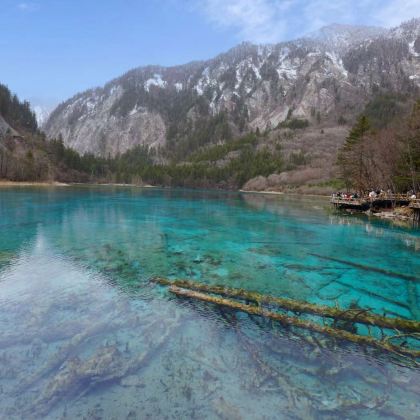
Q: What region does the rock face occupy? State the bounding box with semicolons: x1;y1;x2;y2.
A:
0;114;21;137
45;19;420;157
45;85;167;156
0;114;12;136
242;176;268;191
33;106;52;128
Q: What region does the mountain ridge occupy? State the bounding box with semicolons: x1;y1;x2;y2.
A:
44;18;420;157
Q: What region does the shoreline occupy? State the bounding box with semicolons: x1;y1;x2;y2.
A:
0;180;156;188
239;189;284;195
239;189;330;198
0;180;69;187
0;181;324;196
368;208;415;223
70;182;156;188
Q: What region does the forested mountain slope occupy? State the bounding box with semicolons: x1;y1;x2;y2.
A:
0;84;93;182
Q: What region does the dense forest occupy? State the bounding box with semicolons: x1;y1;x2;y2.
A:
0;84;419;192
0;84;37;133
47;132;284;189
0;84;93;182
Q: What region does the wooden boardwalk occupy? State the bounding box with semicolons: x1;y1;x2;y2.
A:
330;197;370;210
331;194;412;211
409;199;420;222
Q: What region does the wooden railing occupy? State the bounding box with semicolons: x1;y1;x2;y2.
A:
331;194;419;211
330;196;367;206
331;193;415;203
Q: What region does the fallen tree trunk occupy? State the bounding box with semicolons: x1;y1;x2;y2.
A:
29;315;183;418
334;278;411;311
169;285;420;359
309;253;419;283
152;277;420;333
17;320;118;393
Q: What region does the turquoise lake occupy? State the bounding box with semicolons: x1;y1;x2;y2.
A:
0;186;419;419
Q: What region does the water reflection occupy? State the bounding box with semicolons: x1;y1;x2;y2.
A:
0;187;419;418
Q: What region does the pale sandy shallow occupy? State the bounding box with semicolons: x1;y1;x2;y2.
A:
240;189;330;198
239;189;285;195
0;181;158;188
94;183;155;188
0;180;69;187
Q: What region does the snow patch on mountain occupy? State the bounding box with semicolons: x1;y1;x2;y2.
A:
409;40;420;57
325;52;348;77
144;74;166;91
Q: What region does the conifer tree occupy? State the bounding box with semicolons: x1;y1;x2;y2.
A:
338;115;371;192
396;101;420;192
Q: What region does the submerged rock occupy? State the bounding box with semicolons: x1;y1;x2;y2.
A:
212;396;243;420
120;375;145;388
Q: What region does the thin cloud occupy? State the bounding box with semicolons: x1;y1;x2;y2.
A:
17;2;39;12
201;0;289;43
194;0;420;43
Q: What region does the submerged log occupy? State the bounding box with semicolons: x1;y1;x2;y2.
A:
231;314;315;411
407;282;420;320
17;320;116;393
168;286;420;359
29;316;183;418
152;277;420;333
334;278;411;312
309;253;420;283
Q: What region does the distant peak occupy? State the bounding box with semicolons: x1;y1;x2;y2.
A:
305;23;387;52
310;22;386;35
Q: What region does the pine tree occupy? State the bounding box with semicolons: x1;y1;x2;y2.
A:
396;101;420;192
338;115;371;192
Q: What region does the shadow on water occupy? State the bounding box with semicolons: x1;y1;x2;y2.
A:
0;186;419;419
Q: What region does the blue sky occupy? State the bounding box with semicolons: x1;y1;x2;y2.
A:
1;0;419;109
